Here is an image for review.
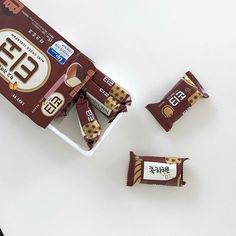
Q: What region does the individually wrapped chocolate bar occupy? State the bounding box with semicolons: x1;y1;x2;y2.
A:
92;70;131;105
57;92;81;117
76;94;101;149
127;151;188;187
84;79;127;121
146;71;209;132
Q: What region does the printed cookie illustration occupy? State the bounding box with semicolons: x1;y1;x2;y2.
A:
110;85;128;102
165;157;182;165
3;0;24;14
83;121;101;139
162;105;175;118
9;82;17;90
188;91;202;106
105;96;119;110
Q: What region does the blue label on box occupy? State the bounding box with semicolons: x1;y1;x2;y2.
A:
47;40;74;65
47;47;66;64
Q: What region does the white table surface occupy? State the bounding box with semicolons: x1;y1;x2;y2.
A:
0;0;236;235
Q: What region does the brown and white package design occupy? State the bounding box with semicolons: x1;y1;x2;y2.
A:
0;0;131;154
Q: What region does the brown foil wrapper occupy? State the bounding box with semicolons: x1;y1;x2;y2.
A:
85;79;127;121
127;152;188;187
76;95;101;149
146;71;209;132
92;70;132;105
57;92;81;117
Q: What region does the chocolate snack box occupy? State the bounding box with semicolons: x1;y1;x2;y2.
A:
0;0;131;155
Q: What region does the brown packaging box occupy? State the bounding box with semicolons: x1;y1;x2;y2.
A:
0;0;98;128
0;0;131;155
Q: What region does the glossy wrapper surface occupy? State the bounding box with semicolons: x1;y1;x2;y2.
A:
146;71;209;131
92;70;131;105
85;79;127;121
76;95;101;149
127;151;188;187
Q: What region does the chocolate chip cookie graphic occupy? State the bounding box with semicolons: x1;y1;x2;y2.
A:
188;91;202;106
83;121;101;139
110;85;128;103
165;157;182;165
162;105;174;118
105;96;119;110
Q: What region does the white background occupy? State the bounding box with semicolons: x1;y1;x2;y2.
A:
0;0;236;235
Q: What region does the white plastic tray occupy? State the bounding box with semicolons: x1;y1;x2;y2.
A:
48;103;123;156
48;63;130;156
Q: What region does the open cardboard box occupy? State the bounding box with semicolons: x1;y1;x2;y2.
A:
47;63;131;156
49;106;123;156
0;0;131;156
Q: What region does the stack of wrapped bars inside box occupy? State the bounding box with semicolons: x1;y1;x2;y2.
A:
58;66;131;149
